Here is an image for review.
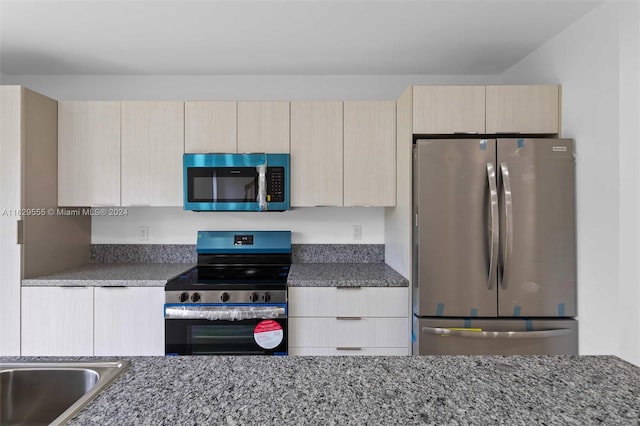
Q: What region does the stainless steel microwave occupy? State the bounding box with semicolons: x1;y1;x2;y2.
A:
183;153;290;211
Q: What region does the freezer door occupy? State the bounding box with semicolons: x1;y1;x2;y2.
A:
413;139;498;317
497;139;576;317
414;317;578;355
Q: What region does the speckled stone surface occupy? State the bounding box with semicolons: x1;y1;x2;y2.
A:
3;355;636;425
91;243;384;264
288;263;408;287
21;263;195;287
292;244;384;263
91;244;196;263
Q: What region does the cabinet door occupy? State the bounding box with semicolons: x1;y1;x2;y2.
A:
94;287;165;356
185;101;237;153
121;102;184;206
486;85;559;134
413;85;485;134
290;101;343;206
0;86;22;356
58;102;121;206
343;101;396;206
21;287;94;356
237;101;290;153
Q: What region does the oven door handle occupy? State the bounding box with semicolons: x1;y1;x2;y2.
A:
165;305;285;321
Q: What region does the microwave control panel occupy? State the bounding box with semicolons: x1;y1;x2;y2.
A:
266;167;285;202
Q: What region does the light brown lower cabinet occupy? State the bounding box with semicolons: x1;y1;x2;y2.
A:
288;287;410;356
21;286;164;356
21;287;94;356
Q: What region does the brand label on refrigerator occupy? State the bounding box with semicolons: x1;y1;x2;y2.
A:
552;146;567;152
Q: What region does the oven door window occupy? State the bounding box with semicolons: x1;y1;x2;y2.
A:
166;318;287;355
188;167;258;203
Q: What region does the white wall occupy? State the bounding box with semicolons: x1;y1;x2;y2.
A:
1;73;498;247
501;1;640;366
92;207;384;244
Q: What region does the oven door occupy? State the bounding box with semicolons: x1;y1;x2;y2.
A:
165;305;288;356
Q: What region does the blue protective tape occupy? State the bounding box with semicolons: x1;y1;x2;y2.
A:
513;305;522;317
480;139;487;151
525;319;533;331
517;138;525;148
411;330;416;342
558;303;566;316
470;308;478;317
436;303;445;316
464;318;471;328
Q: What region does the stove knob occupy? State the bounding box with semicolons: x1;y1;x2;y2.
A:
220;292;230;302
262;292;271;303
191;292;201;303
249;292;259;303
178;292;189;303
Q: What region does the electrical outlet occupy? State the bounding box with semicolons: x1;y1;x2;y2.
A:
138;226;148;241
353;225;362;241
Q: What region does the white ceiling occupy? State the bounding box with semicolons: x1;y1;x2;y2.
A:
0;0;602;76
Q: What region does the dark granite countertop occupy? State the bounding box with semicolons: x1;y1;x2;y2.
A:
21;262;408;288
288;263;409;287
3;355;637;425
21;263;195;287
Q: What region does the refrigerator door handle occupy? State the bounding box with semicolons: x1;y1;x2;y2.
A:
421;327;572;339
500;163;513;288
486;163;499;290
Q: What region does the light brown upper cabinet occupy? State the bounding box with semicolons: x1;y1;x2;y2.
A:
344;101;396;207
486;85;560;134
58;102;121;206
185;101;237;153
290;101;343;207
237;101;290;153
413;86;485;134
121;102;184;206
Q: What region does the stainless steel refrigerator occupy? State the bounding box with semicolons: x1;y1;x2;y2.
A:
412;138;578;355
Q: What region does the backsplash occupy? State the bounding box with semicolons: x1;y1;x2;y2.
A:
91;244;384;264
291;244;384;263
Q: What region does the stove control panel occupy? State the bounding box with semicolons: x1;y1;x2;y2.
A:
166;290;287;304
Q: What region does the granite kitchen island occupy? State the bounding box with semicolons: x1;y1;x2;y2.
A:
7;355;635;425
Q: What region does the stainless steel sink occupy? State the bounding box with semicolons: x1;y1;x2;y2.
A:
0;361;130;426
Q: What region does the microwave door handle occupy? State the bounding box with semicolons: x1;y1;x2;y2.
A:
257;163;267;211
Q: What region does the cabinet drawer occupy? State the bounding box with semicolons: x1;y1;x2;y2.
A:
289;347;409;356
289;287;409;317
289;317;409;348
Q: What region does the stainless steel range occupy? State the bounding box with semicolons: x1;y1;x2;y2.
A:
164;231;290;356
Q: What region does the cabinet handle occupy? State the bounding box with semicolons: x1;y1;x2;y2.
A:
337;286;361;290
453;132;479;135
336;347;362;351
16;220;23;245
336;317;362;321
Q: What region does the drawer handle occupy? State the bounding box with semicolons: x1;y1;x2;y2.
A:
336;317;362;321
337;286;361;290
336;347;362;351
